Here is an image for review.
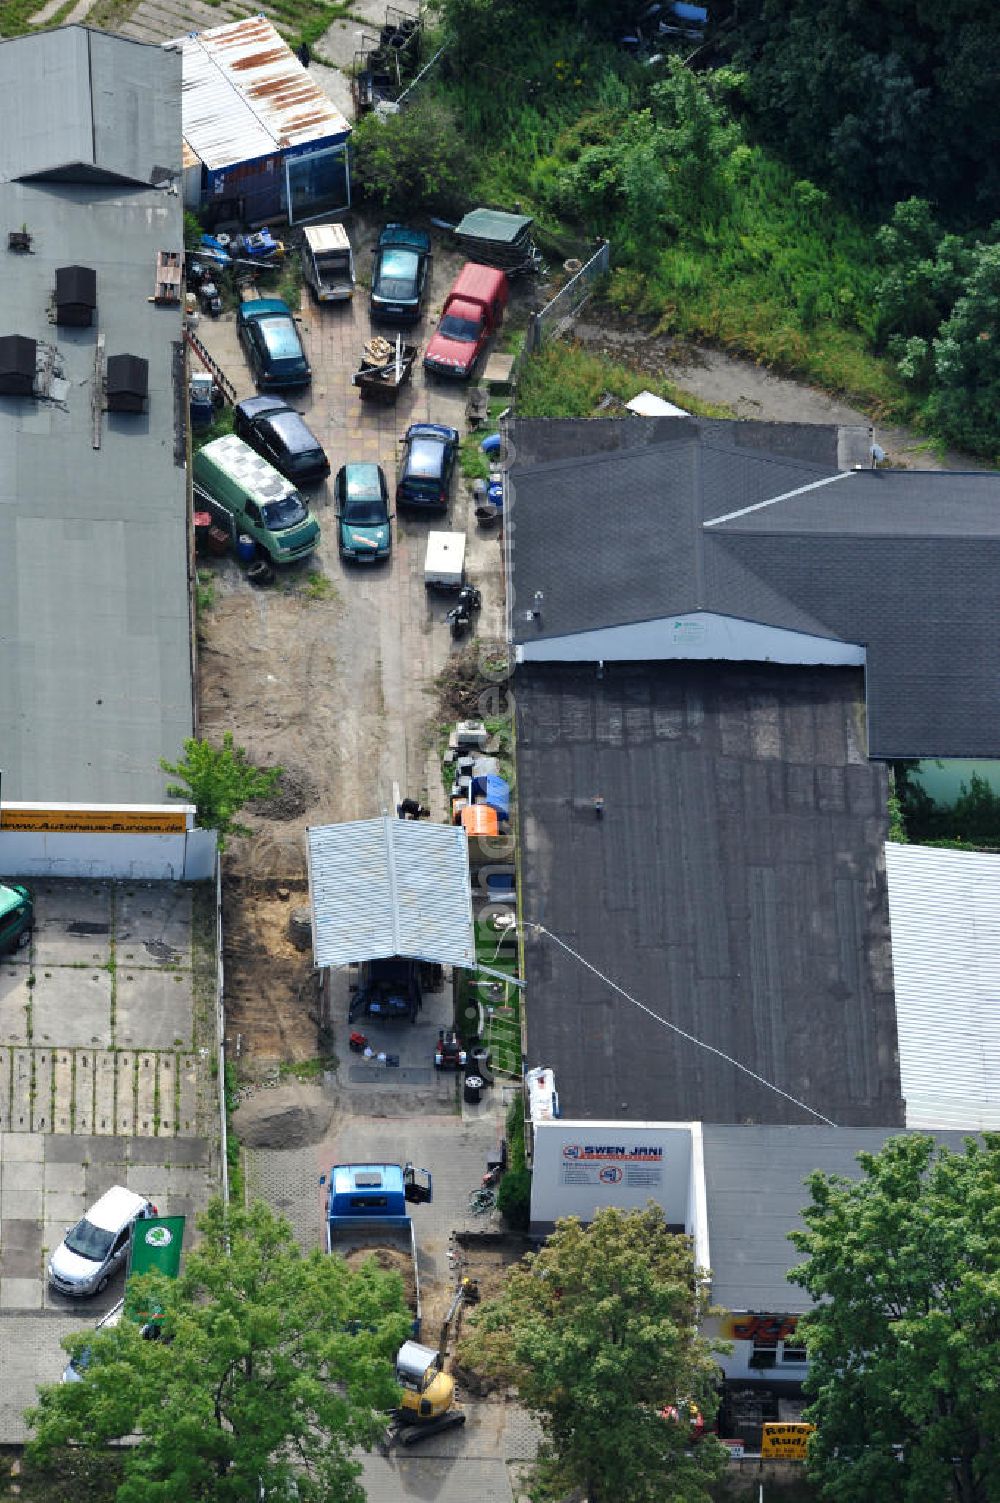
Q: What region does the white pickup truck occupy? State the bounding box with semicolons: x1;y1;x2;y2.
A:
301;224;355;303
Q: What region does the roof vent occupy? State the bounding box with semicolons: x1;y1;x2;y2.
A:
0;334;37;395
8;229;32;253
106;353;148;413
55;265;97;327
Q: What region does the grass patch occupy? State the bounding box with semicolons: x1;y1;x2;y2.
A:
278;1055;337;1081
301;570;336;602
459;432;492;482
195;570;217;617
518;338;733;420
224;1059;244;1204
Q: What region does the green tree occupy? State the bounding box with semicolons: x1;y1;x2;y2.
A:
27;1199;411;1503
350;96;470;215
160;732;281;849
927;242;1000;456
874;198;972;347
789;1134;1000;1503
460;1204;727;1503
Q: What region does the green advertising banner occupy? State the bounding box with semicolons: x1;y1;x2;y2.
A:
128;1216;185;1281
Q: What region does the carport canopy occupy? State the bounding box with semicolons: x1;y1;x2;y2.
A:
306;816;475;970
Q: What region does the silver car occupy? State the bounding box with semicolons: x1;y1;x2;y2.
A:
48;1185;155;1297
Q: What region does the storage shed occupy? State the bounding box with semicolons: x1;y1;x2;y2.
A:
167;17;352;225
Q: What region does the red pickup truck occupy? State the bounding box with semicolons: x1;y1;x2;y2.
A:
423;262;509;379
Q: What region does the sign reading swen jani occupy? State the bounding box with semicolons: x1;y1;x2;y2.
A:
560;1143;664;1188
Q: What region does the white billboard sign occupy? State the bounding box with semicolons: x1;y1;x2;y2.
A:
530;1120;695;1230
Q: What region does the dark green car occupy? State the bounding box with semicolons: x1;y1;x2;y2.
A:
0;883;33;955
335;463;392;562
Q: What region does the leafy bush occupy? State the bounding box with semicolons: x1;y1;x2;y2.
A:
496;1166;531;1229
351;97;470;215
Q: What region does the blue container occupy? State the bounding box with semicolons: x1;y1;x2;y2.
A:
472;773;510;820
236;534;256;564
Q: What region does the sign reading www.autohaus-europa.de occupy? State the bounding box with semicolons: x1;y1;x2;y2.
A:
559;1141;665;1189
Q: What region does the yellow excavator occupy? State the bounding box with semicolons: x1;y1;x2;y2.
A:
390;1341;467;1446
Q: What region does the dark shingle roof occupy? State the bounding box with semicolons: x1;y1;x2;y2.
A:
509;418;1000;758
517;662;905;1130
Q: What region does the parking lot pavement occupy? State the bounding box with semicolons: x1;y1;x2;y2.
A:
0;880;218;1442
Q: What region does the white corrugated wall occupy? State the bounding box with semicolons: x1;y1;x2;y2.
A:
885;841;1000;1130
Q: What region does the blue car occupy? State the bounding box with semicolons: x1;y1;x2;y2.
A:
396;423;460;510
237;298;311;389
370;225;431;323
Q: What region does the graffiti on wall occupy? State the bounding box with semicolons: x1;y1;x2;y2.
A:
720;1313;799;1346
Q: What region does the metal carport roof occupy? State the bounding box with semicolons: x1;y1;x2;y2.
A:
306;817;475;969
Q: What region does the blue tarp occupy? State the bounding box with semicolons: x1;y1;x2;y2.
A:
473;774;510;819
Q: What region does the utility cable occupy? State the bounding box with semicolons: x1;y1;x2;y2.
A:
525;922;837;1127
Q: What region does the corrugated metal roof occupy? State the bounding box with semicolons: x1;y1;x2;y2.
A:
168;17;350;173
307;817;475;969
885;841;1000;1130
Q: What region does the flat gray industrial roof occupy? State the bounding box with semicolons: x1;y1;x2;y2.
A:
517;661;904;1129
701;1125;974;1313
0;29;191;803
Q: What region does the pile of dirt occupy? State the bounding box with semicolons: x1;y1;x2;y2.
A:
343;1244;417;1309
233;1081;332;1148
251;762;320;821
435;640;510;722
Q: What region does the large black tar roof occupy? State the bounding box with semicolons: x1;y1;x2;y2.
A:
517;662;904;1129
508;417;1000;758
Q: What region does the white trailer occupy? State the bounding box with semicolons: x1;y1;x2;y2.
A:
301;224;355;303
424;531;466;591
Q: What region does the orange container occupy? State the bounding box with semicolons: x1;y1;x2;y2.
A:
461;803;499;837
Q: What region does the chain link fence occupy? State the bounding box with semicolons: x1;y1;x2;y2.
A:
527;239;611;351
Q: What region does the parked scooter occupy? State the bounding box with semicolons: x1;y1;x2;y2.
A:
445;583;482;639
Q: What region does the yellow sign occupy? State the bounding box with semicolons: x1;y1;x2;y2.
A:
761;1423;815;1461
0;809;188;835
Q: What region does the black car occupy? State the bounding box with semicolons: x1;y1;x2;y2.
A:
396;423;460;509
349;958;422;1023
233;397;329;484
370;225;431;323
236;298;310;389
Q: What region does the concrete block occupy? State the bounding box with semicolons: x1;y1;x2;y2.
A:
0;1189;43;1219
2;1159;44;1193
116;1052;136;1135
10;1052;33;1132
116;970;193;1049
116;886;192;968
135;1053;158;1137
0;1047;10;1132
0;1278;43;1311
30;969;112;1047
44;1190;87;1222
0;969;30;1046
52;1050;74;1133
156;1054;176;1136
94;1051;116;1134
32;1050;53;1133
44;1160;85;1193
0;1131;43;1162
177;1055;199;1136
73;1052;95;1135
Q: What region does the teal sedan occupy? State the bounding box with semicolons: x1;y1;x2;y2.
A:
335;463;392;562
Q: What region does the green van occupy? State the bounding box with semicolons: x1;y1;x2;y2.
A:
0;883;33;955
193;434;320;565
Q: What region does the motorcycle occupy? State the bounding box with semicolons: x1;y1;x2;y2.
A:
445;583;482;639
